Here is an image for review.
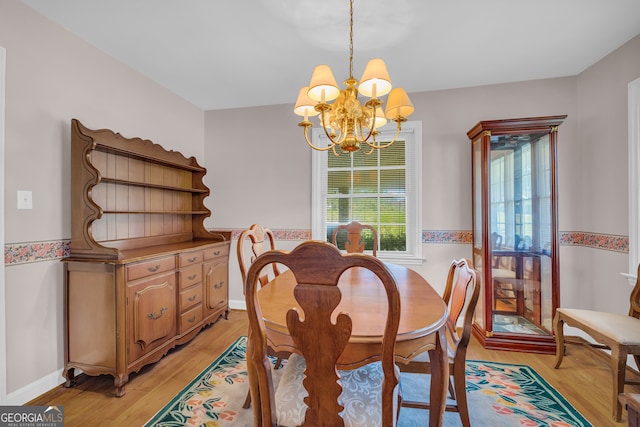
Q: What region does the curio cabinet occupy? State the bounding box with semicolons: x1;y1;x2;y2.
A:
468;116;566;353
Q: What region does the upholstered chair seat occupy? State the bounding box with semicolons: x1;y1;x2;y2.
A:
275;354;400;427
409;346;456;364
556;308;640;344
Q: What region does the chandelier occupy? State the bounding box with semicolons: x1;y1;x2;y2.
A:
294;0;415;156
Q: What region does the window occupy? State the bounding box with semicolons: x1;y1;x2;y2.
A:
311;121;422;263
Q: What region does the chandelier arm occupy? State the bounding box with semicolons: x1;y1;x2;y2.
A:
362;144;375;155
359;101;379;144
319;107;342;146
364;120;403;150
332;144;342;156
334;116;347;145
303;124;336;151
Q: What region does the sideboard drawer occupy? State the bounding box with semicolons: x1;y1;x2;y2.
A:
180;304;203;333
126;256;176;281
179;266;202;289
203;244;229;260
179;251;203;267
180;285;203;311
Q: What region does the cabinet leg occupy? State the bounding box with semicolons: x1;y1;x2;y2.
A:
224;308;230;320
63;367;76;388
114;374;129;397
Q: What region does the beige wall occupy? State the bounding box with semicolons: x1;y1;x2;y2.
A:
567;34;640;312
2;0;640;406
205;76;579;306
1;2;204;401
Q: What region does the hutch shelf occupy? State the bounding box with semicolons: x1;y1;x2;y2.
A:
63;119;231;396
468;115;566;354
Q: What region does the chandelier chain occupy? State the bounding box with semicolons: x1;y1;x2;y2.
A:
349;0;354;79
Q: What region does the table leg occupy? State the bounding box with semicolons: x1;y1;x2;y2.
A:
428;326;448;426
246;337;262;426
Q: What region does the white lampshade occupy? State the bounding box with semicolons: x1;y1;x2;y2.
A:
370;107;387;130
294;87;320;117
385;87;414;119
307;65;340;102
358;58;392;98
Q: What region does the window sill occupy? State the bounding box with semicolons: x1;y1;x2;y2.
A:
621;272;637;286
379;255;425;266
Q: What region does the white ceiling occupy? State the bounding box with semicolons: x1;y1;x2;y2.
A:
20;0;640;111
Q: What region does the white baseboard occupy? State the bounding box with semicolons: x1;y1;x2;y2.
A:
7;369;65;405
229;299;246;311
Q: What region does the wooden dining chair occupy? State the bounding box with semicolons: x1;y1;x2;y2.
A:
331;221;379;256
236;223;285;408
554;263;640;422
399;258;479;427
237;223;281;291
245;240;402;427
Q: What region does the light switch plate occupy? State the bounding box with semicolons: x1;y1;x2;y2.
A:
17;190;32;209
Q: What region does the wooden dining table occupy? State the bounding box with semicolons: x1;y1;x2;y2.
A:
255;262;449;426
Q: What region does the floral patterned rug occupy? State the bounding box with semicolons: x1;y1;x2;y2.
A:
144;336;592;427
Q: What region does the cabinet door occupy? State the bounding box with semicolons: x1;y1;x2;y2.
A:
128;272;177;361
203;258;228;316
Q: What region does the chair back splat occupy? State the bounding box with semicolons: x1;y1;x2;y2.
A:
331;221;379;256
245;241;401;427
237;224;281;291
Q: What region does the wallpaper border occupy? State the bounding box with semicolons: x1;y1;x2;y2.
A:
4;230;629;265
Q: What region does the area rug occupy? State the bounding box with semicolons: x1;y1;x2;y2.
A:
144;336;592;427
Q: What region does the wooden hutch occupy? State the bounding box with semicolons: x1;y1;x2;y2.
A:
63;119;231;396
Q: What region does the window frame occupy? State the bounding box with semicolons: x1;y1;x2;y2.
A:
311;121;423;264
628;77;640;282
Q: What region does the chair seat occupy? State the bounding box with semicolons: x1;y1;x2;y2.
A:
411;347;455;363
275;353;399;427
558;308;640;345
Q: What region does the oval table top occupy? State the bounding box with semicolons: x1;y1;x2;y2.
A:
257;263;448;363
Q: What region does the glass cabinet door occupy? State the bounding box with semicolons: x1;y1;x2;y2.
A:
468;116;566;353
472;135;485;332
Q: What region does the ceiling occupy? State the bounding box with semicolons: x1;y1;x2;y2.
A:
20;0;640;111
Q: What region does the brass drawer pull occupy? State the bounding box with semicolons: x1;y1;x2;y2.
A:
213;251;220;256
188;315;197;323
214;281;224;289
188;257;198;263
147;265;161;272
188;295;197;302
188;274;197;280
148;307;167;320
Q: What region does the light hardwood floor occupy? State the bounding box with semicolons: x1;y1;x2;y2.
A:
28;309;640;426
